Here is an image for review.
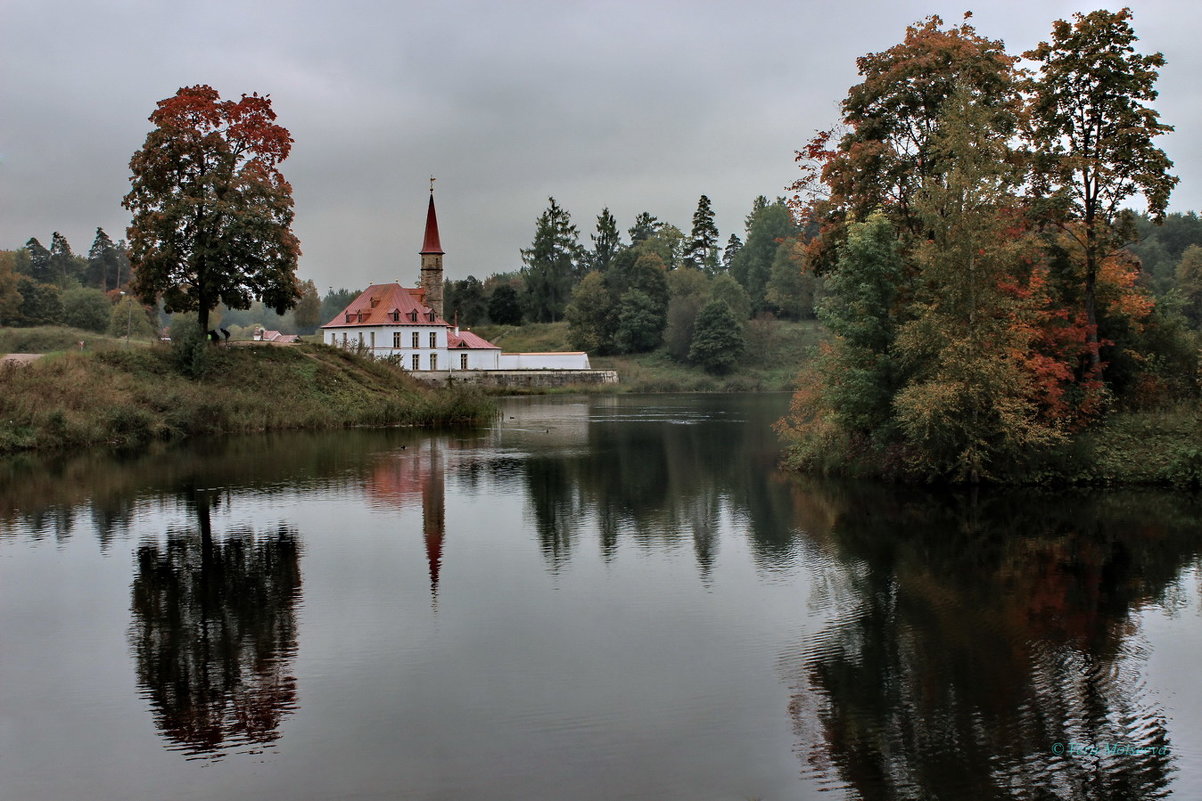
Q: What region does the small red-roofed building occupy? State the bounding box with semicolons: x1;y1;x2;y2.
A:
253;328;300;344
447;328;502;370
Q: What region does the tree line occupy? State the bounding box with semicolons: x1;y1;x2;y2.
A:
0;228;153;336
778;9;1200;482
0;227;326;339
435;192;812;373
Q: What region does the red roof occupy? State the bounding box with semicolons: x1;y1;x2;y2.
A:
320;283;448;328
420;195;444;255
257;329;299;343
448;330;500;349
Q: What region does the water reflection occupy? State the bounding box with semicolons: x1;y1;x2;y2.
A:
129;488;303;759
367;440;447;603
3;395;1200;798
493;394;799;575
787;483;1201;800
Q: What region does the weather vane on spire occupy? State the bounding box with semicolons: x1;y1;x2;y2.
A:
429;175;436;194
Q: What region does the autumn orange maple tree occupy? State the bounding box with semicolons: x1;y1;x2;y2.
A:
124;85;301;336
779;12;1177;482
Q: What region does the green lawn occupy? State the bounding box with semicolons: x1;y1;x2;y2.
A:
471;319;825;392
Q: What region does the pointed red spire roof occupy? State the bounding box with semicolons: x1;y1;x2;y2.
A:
420;193;444;255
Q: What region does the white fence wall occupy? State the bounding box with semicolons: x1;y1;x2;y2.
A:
498;352;591;370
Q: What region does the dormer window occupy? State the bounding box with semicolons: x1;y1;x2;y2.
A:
388;309;400;322
408;310;419;322
370;297;379;308
427;311;436;322
345;312;353;323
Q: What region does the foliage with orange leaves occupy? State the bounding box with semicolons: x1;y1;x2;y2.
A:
124;85;301;335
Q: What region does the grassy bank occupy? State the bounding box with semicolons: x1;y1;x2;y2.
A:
1043;406;1202;487
473;319;824;393
0;325;151;355
0;341;495;454
781;404;1202;488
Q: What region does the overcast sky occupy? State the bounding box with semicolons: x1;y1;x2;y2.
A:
3;0;1198;291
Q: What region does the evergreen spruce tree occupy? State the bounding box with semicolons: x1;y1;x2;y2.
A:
24;237;51;280
589;208;622;274
49;232;77;287
87;228;121;292
730;198;797;313
628;212;661;245
684;195;720;273
521;197;583;322
721;234;742;274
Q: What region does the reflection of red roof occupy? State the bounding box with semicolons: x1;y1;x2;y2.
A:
368;458;426;503
447;330;500;349
321;283;448;329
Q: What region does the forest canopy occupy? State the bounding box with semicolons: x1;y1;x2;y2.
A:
778;9;1198;483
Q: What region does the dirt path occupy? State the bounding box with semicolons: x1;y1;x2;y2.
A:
0;353;44;366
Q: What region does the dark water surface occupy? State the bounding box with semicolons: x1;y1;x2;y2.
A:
1;393;1200;800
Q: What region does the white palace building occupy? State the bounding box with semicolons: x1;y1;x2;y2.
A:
320;191;591;373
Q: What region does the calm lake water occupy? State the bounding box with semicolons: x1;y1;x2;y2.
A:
1;393;1200;800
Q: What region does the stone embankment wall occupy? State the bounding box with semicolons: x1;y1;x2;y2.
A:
410;370;618;388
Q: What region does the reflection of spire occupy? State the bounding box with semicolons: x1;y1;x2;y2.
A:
423;444;446;607
365;441;447;608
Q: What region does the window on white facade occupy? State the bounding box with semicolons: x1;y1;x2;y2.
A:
393;332;402;348
370;331;375;348
412;332;419;348
358;332;364;346
430;353;437;370
429;332;437;348
460;353;468;370
411;354;419;370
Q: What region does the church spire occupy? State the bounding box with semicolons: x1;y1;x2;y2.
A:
420;187;444;255
419;180;445;318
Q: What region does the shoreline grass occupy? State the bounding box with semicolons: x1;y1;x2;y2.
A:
779;403;1202;488
0;341;495;454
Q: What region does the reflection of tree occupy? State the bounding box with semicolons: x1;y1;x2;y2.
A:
129;490;302;758
512;395;800;575
0;427;425;546
788;484;1198;800
525;457;579;570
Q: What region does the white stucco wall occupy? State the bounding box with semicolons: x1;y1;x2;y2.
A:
498;352;591;370
455;348;501;370
321;327;591;371
323;324;448;370
322;325;509;371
